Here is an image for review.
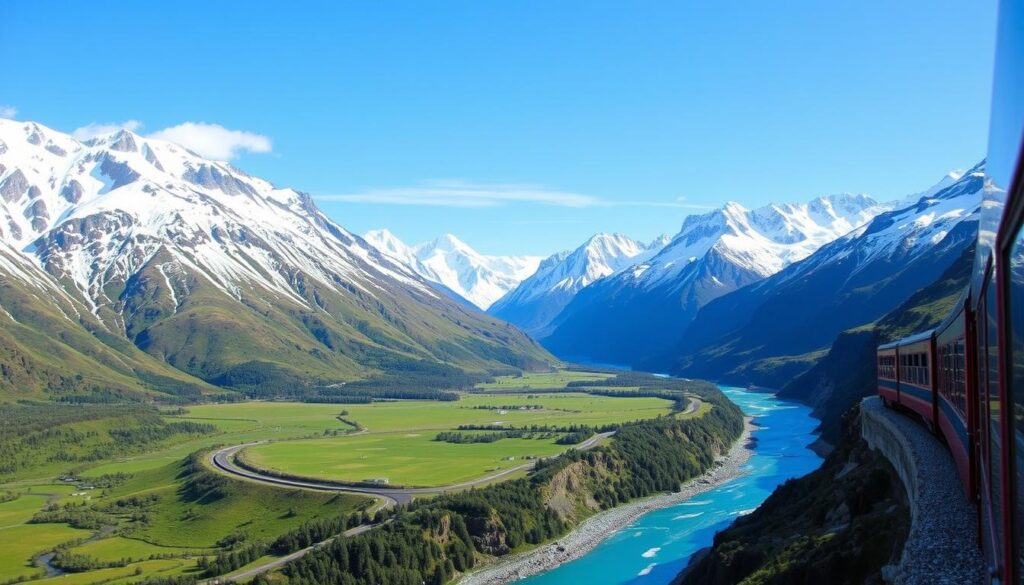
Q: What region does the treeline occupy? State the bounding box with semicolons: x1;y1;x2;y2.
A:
436;427;596;446
471;404;543;411
567;372;716;393
456;422;616;433
199;508;386;578
585;388;690;411
30;504;118;530
275;383;744;585
218;357;497;402
434;430;535;444
107;421;216;444
281;508;478;585
556;429;595;445
0;404;216;477
302;387;459;403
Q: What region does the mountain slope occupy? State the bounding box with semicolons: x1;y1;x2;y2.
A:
364;229;542;310
654;164;983;385
487;233;667;335
541;194;886;365
779;244;973;447
0;120;555;399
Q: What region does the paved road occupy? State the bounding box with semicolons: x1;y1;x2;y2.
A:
210;430;615;506
681;396;702;416
209;523;378;584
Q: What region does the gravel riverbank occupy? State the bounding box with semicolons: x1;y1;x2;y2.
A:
457;418;758;585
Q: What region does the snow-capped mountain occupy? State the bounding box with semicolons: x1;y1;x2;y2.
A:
363;230;542;310
653;163;985;382
0;119;552;399
488;233;668;335
539;193;888;364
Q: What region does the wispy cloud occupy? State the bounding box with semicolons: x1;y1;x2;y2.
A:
497;218;586;225
603;200;716;210
0;105;18;119
148;122;272;160
317;180;599;208
72;120;143;141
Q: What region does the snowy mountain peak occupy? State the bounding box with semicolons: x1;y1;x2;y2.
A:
488;231;668;334
427;233;474;254
0;118;431;321
644;192;887;290
363;230;543;310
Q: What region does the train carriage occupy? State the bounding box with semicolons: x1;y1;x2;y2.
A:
935;293;978;499
873;1;1022;579
891;330;938;425
876;344;899;405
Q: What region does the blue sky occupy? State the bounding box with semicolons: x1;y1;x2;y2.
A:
2;1;998;256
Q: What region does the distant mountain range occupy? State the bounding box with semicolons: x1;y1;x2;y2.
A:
653;163;982;386
363;229;542;310
488;233;669;336
540;193;889;365
0;120;554;401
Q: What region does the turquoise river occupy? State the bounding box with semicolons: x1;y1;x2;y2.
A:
517;385;823;585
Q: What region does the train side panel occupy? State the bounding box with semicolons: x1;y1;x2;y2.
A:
877;346;899;404
935;304;975;499
896;337;936;424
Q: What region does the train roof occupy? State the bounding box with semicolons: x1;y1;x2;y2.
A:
878;328;936;350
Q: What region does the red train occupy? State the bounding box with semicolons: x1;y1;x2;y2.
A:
875;2;1022;581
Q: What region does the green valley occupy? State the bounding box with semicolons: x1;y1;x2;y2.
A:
0;369;739;585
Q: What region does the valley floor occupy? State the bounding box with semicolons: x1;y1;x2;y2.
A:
0;369;710;585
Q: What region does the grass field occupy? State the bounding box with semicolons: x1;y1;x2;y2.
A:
30;558;198;585
474;370;615;389
0;494;51;528
235;393;675;487
0;523;93;582
69;537;203;563
241;432;565;487
99;459;369;548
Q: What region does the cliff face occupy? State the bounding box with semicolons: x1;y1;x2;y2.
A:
675;406;909;585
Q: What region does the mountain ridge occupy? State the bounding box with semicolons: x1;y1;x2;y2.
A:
539;192;888;365
364;229;542;310
0;119;556;401
488;232;667;335
651;163;984;385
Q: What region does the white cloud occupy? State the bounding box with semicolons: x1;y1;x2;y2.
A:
0;105;17;119
604;200;717;210
317;180;599;208
72;120;143;141
148;122;272;160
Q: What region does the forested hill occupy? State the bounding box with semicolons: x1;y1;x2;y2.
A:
252;383;744;585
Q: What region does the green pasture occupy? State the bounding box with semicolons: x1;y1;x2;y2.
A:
240;432;565;487
236;392;674;487
474;370;614;389
69;537;203;563
0;523;92;582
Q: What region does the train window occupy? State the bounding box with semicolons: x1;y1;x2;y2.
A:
987;274;1004;573
1008;225;1024;581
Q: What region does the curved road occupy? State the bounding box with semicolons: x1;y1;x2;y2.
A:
204;398;700;582
210;430;616;506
